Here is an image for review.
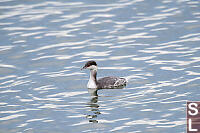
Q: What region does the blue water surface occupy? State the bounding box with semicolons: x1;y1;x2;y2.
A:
0;0;200;132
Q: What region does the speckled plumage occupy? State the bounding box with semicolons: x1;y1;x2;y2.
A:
97;76;126;89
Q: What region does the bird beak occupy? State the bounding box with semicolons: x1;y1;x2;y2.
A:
81;66;86;70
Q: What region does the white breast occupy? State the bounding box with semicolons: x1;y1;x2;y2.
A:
87;79;97;88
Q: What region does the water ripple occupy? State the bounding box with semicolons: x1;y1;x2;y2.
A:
0;0;199;132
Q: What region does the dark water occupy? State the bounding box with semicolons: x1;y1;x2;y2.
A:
0;0;200;132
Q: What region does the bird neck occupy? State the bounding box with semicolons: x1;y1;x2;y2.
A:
89;69;97;83
87;69;97;88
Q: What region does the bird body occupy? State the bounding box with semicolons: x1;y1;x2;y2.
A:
97;76;126;89
82;61;126;89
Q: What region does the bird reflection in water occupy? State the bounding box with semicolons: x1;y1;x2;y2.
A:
86;88;100;123
85;86;125;123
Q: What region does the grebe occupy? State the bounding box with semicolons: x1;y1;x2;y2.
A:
81;60;127;89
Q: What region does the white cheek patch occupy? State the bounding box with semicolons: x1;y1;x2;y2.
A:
87;65;97;70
